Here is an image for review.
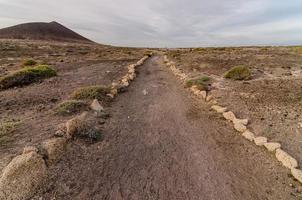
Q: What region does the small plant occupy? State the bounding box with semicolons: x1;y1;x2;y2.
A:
185;75;211;91
0;65;57;90
0;119;21;144
56;100;88;115
224;65;251;80
71;85;111;101
293;46;302;54
22;59;37;66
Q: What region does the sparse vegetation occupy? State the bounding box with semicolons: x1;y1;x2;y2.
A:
56;100;88;115
224;65;251;80
71;85;111;101
185;75;210;91
0;119;21;144
0;65;57;90
22;59;37;66
293;46;302;54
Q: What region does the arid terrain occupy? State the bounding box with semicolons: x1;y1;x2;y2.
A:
0;39;147;171
166;47;302;166
1;23;302;200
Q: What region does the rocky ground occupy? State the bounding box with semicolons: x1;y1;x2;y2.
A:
0;39;147;171
166;47;302;166
32;55;302;199
1;42;302;199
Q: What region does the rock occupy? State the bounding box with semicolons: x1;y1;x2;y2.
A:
42;137;67;166
223;111;236;121
242;130;255;141
234;118;249;126
190;85;199;93
142;89;148;95
22;146;38;154
291;168;302;183
211;105;227;113
121;80;129;87
107;94;114;99
234;122;247;133
110;88;118;96
90;99;104;112
275;149;298;169
264;142;281;152
254;136;268;146
200;91;207;99
0;152;48;200
206;95;213;102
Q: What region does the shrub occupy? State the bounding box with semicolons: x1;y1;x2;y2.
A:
22;59;37;66
70;85;111;101
0;119;21;144
185;75;211;91
224;65;251;80
0;65;57;90
56;100;88;115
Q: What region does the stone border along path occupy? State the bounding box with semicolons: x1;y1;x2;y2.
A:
163;55;302;185
0;54;152;200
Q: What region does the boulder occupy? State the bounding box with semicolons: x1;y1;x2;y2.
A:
242;130;255;142
254;136;268;146
234;122;247;133
291;168;302;184
223;111;236;122
211;105;227;114
0;152;48;200
275;149;298;169
42;137;67;166
90;99;104;112
264;142;281;152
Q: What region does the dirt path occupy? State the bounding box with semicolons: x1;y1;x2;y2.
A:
39;55;301;200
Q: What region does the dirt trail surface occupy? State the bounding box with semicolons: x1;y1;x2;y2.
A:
38;56;301;200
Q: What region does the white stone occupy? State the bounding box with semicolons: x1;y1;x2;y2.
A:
223;111;236;122
234;118;249;126
206;95;213;102
234;122;247;133
291;168;302;184
275;149;298;169
264;142;281;152
211;105;227;113
142;89;148;95
90;99;104;112
200;91;207;99
254;137;268;146
242;130;255;142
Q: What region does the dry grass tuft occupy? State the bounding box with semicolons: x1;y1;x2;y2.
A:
70;85;111;101
0;65;57;90
224;65;251;80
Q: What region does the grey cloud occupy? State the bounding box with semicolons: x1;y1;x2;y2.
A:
0;0;301;47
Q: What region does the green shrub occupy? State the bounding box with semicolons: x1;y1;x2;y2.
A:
185;75;211;91
224;65;251;80
71;85;111;101
56;100;88;115
0;65;57;90
0;119;21;144
22;59;37;66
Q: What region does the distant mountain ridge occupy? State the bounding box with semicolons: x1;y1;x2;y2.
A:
0;21;93;43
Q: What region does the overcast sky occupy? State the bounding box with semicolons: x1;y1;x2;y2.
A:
0;0;302;47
